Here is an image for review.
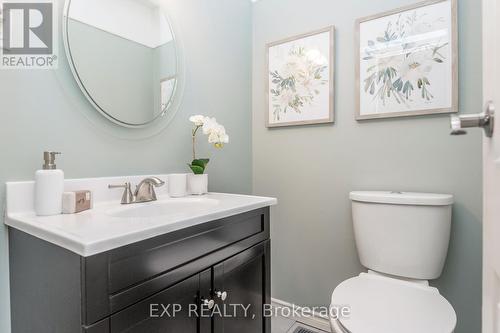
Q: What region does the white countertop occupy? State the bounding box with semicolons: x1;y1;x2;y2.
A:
5;175;277;257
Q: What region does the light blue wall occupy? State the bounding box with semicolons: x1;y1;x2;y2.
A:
0;0;252;331
252;1;482;332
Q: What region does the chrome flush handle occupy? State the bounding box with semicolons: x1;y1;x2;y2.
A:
450;102;495;137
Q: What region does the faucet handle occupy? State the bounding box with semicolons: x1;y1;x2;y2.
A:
108;182;134;204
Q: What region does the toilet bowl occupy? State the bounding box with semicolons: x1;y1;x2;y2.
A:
330;271;456;333
330;191;457;333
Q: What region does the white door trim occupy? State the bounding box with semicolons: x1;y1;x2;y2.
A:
482;0;500;332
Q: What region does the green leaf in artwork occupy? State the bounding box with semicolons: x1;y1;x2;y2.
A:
393;78;403;92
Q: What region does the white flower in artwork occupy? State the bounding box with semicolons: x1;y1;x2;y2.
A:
278;89;295;108
305;49;327;66
270;46;328;121
280;54;307;79
399;55;433;83
375;55;400;72
361;9;449;106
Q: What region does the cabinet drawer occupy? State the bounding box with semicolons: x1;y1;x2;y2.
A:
82;207;270;325
109;209;265;293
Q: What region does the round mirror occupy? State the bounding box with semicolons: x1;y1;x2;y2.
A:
63;0;179;127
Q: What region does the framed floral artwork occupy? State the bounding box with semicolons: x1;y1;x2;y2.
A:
356;0;458;120
266;26;335;127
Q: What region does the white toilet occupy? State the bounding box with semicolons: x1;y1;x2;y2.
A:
330;191;457;333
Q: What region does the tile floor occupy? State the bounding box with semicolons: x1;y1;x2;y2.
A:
272;315;329;333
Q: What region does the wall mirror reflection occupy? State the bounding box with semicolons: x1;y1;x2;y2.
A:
63;0;179;127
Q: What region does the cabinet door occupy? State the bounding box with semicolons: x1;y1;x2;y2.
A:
213;241;271;333
110;269;212;333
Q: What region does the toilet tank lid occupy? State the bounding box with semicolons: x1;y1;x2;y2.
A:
350;191;454;206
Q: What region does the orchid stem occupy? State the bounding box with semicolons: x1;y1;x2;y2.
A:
192;126;201;160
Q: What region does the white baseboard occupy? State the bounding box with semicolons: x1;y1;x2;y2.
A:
271;298;332;332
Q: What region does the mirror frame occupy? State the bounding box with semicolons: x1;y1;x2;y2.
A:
62;0;184;129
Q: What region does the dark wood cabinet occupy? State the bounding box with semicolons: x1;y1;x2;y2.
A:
110;273;201;333
108;241;271;333
213;242;270;333
9;207;271;333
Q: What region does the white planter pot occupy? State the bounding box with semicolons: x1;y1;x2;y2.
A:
188;174;208;195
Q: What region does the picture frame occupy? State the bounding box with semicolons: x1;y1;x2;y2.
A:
355;0;458;120
160;76;176;113
266;26;335;128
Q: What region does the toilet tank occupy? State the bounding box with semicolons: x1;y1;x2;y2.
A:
350;191;454;280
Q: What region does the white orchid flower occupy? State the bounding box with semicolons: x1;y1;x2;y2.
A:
202;117;219;135
189;115;205;126
190;115;229;166
207;124;229;148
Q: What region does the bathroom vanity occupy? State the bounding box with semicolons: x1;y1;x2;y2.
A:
5;175;276;333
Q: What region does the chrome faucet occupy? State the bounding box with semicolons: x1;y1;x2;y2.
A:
109;177;165;205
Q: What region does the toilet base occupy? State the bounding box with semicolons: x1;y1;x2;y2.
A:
330;317;347;333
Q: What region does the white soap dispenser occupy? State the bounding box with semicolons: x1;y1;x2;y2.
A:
35;151;64;216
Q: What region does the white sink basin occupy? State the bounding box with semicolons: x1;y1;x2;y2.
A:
5;174;277;256
105;197;220;218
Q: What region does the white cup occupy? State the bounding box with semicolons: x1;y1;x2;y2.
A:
168;174;187;197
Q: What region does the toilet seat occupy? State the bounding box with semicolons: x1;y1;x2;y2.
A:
330;273;456;333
